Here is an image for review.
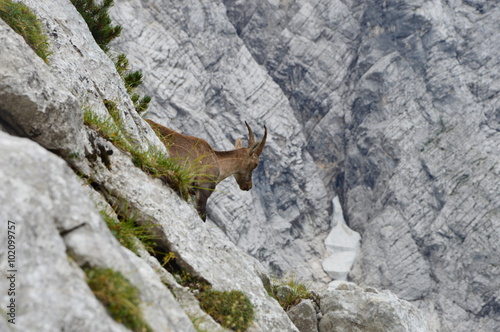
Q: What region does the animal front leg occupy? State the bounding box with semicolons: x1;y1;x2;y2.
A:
196;189;211;221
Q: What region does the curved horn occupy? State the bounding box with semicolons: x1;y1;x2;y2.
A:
245;121;255;147
253;125;267;156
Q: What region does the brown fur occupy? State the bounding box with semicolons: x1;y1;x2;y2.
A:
146;119;267;220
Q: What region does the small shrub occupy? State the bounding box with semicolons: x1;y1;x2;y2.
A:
196;290;254;331
113;53;152;114
0;0;50;62
131;94;152;115
84;267;153;332
70;0;121;52
124;70;144;92
266;275;311;311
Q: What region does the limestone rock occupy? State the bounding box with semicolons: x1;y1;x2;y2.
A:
222;1;500;331
0;132;194;332
287;299;319;332
19;0;167;154
2;0;498;331
318;284;432;332
0;19;84;156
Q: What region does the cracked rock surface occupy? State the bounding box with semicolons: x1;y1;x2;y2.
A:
111;1;500;330
0;0;498;331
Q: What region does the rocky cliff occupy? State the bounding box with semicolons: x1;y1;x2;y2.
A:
109;1;500;331
0;0;498;331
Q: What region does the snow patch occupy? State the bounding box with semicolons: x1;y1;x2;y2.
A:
322;197;361;281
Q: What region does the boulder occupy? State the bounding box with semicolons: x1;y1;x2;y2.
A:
318;284;432;332
0;19;84;156
287;299;319;332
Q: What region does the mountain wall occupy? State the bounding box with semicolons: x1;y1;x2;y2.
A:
109;0;500;331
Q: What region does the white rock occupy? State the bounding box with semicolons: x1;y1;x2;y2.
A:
319;287;434;332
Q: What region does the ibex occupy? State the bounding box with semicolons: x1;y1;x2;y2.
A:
145;119;267;221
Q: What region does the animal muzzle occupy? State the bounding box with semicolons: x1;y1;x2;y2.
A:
240;182;252;191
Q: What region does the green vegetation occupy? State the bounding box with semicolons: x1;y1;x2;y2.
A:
130;145;195;200
266;275;311;311
72;0;151;114
197;290;254;332
99;206;157;256
83;105;129;150
114;53;152;115
0;0;50;62
84;267;153;332
83;106;194;199
131;93;152;115
70;0;121;52
161;256;254;331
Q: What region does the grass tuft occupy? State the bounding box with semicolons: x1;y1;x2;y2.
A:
83;106;195;199
196;290;254;332
83;105;130;150
0;0;51;62
130;146;194;200
100;205;157;256
84;267;153;332
266;275;311;311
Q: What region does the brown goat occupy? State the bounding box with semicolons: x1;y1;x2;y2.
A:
145;119;267;221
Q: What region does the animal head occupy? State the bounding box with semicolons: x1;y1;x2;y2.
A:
233;122;267;191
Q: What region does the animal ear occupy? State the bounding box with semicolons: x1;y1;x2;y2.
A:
235;138;243;149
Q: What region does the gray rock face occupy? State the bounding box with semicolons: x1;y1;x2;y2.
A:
0;132;193;332
2;0;498;331
287;299;319;332
218;1;500;331
319;283;432;332
18;0;167;154
0;19;84;156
